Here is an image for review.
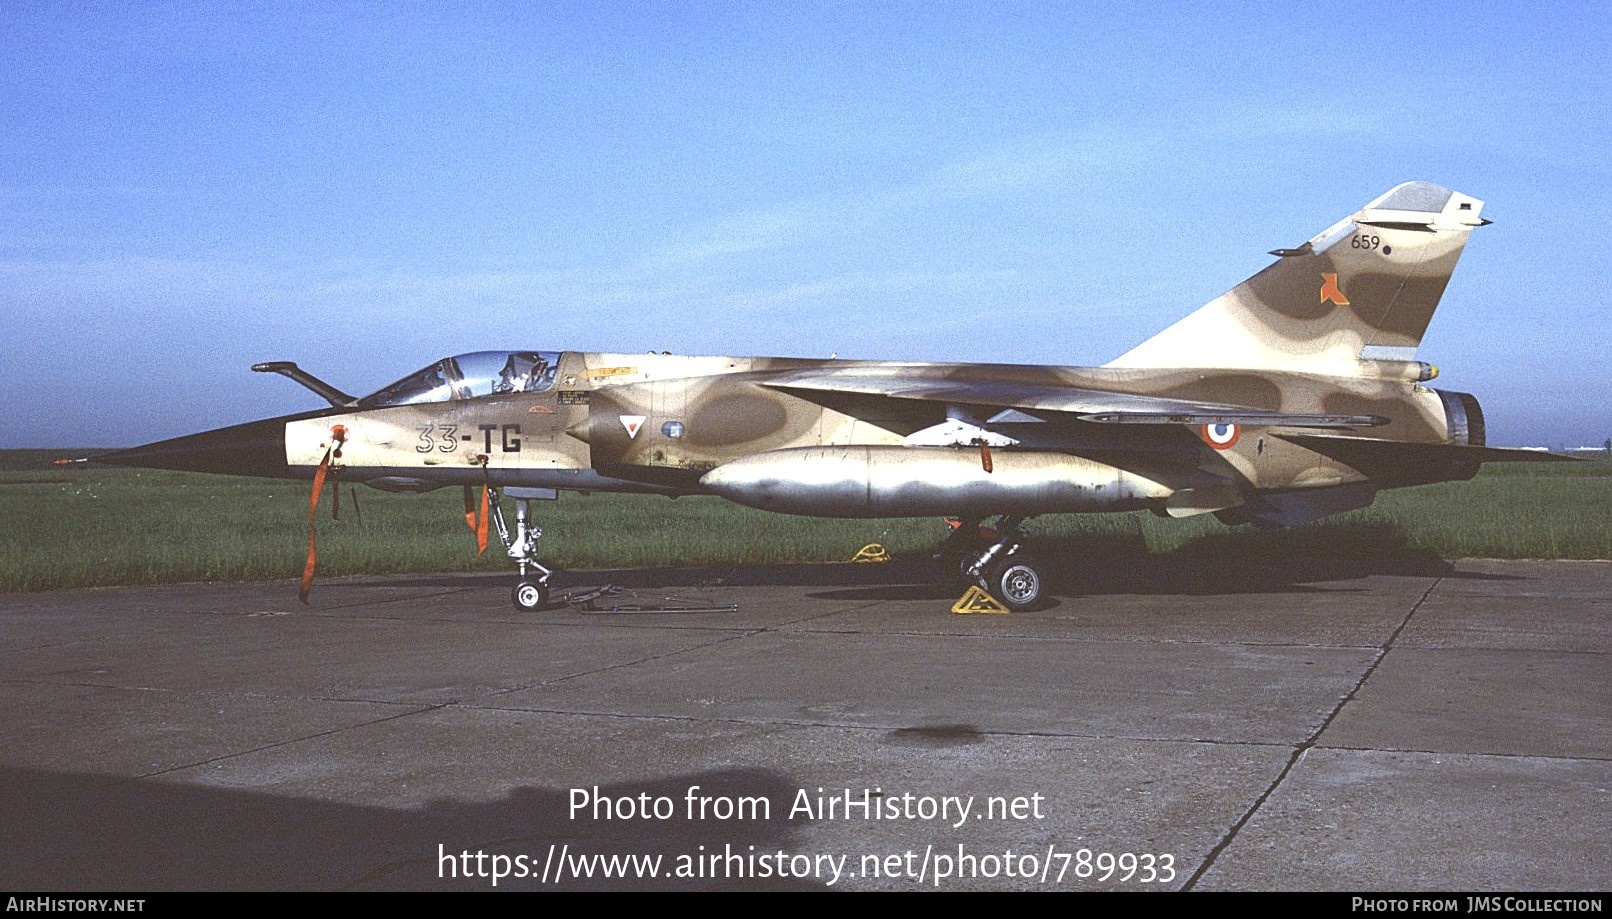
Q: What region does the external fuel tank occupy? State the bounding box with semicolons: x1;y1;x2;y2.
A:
699;446;1171;518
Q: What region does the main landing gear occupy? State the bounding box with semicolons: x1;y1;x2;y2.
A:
488;488;556;611
935;515;1046;612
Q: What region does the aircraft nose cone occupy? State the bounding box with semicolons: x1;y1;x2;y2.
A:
100;416;295;478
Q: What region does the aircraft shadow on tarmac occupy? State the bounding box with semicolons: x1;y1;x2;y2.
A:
0;765;824;891
315;520;1526;601
308;554;1525;606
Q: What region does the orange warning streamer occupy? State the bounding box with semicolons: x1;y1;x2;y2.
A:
461;463;490;556
299;447;332;604
299;425;347;605
477;481;489;555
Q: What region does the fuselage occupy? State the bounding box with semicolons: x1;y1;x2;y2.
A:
109;349;1482;522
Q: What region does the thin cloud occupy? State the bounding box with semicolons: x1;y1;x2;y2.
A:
641;206;815;271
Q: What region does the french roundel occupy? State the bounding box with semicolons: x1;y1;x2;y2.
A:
1200;423;1240;449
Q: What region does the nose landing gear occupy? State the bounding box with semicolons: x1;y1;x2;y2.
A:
489;487;556;611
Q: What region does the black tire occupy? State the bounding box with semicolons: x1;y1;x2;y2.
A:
512;579;550;611
987;555;1043;611
935;546;978;585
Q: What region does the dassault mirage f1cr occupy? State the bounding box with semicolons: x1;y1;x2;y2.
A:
105;182;1563;611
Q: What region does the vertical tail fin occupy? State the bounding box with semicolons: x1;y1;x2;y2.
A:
1107;182;1488;375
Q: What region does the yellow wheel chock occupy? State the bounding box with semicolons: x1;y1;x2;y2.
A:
952;585;1010;614
851;543;890;563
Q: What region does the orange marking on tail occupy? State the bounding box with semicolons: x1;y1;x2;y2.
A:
1320;273;1350;306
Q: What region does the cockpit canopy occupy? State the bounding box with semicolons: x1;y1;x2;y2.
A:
357;351;562;408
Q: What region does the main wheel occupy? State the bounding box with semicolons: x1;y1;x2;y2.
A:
987;555;1044;611
935;545;979;585
512;579;550;611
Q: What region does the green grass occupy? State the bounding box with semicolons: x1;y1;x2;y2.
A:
1;449;1606;592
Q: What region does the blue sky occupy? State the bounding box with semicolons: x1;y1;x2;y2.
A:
2;2;1608;447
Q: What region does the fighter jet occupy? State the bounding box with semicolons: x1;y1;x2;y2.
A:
104;181;1563;611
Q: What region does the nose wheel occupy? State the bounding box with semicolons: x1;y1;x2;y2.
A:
513;578;550;612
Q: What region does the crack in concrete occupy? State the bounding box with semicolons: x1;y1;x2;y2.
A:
1182;575;1444;890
